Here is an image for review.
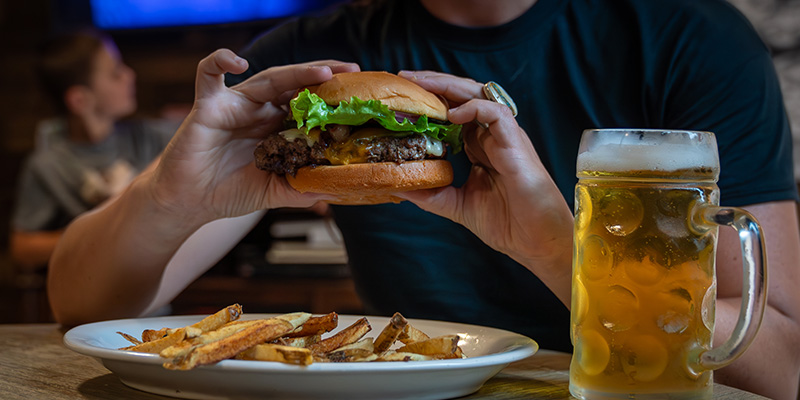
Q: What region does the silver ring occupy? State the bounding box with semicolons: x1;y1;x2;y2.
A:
477;81;518;128
483;81;518;117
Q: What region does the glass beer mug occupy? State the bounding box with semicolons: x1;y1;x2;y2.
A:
570;129;767;399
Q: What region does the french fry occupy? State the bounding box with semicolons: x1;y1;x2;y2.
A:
397;324;430;344
184;304;243;338
117;331;142;345
277;334;321;348
165;314;308;370
377;351;434;362
350;353;379;362
453;346;465;359
372;312;408;354
396;334;460;358
308;317;371;355
327;338;374;362
122;328;186;354
141;328;173;342
285;312;338;338
160;320;262;359
236;344;313;365
274;312;313;330
339;337;374;352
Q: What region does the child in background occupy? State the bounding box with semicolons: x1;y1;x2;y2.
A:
10;29;175;270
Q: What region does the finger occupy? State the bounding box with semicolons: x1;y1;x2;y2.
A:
398;70;483;105
448;99;522;149
277;90;299;107
314;60;361;74
234;61;360;105
395;185;463;225
255;170;335;209
196;49;249;100
463;127;494;169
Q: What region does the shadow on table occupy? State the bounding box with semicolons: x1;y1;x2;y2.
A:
78;374;171;399
78;373;573;400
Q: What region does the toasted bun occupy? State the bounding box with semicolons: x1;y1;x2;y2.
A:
286;160;453;205
311;71;448;121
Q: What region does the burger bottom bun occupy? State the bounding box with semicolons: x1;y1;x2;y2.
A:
286;160;454;205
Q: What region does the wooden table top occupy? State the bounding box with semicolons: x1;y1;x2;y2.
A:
0;323;767;399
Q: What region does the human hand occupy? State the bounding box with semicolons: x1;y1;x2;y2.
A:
150;50;359;224
396;71;574;275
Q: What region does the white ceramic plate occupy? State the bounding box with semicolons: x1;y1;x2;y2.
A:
64;314;538;400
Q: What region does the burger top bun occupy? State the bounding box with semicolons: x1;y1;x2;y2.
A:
311;71;448;121
286;160;454;205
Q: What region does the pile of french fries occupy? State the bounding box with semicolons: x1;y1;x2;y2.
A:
117;304;465;370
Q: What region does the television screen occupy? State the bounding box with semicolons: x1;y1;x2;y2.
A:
88;0;347;30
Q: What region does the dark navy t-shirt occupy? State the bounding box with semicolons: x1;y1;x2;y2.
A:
228;0;797;351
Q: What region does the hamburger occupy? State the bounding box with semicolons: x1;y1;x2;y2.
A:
254;71;462;204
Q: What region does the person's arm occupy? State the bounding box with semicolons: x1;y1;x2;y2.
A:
9;229;63;271
713;200;800;400
48;169;208;325
48;50;359;326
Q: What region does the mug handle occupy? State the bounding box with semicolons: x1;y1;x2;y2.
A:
693;205;768;371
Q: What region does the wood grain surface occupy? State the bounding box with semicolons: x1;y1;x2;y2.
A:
0;324;768;399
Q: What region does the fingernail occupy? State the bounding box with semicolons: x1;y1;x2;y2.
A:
398;70;417;79
234;56;247;66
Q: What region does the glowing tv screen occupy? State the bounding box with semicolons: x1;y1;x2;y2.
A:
89;0;346;30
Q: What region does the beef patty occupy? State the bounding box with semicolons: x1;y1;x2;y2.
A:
254;125;441;176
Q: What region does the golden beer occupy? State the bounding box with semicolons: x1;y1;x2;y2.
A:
570;129;766;400
571;171;717;398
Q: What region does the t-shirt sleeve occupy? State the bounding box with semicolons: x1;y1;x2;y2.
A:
11;158;62;232
657;3;798;206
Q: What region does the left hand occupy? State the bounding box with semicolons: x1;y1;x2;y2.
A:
152;50;359;225
396;71;574;282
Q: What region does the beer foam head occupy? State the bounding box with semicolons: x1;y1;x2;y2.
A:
577;130;719;174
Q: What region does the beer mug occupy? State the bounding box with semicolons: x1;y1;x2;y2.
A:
569;129;767;399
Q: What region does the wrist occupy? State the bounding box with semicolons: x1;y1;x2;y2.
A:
130;169;210;242
513;238;574;308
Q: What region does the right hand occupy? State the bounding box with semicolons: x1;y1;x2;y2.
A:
396;71;574;284
150;50;359;225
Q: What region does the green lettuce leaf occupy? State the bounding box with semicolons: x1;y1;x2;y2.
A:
290;89;462;153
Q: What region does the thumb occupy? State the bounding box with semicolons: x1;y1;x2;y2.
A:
195;49;248;100
395;186;462;225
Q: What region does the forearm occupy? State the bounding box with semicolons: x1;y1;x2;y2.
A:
713;298;800;400
10;230;63;271
514;198;575;309
515;243;573;308
47;170;206;326
709;201;800;399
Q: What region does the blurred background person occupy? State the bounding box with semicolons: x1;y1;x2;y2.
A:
9;29;175;271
